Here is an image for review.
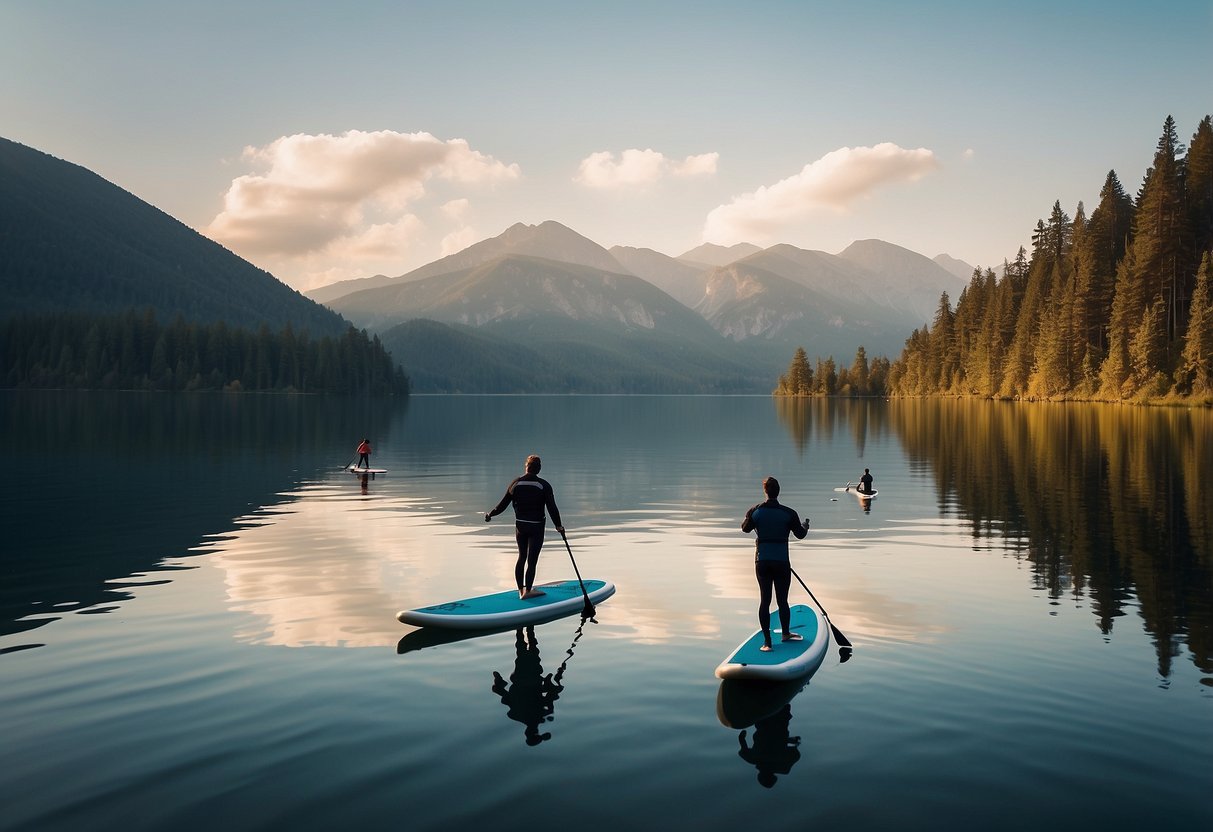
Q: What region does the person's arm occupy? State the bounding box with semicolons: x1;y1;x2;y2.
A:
545;483;563;532
742;506;755;533
485;485;514;522
790;507;808;539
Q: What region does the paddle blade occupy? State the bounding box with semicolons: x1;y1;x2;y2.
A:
830;622;852;649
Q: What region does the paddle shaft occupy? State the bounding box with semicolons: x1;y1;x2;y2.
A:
790;567;852;648
558;529;595;617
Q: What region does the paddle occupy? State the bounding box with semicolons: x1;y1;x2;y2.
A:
558;529;596;619
790;567;852;650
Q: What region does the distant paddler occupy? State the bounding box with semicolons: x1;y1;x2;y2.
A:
856;468;874;496
485;455;565;600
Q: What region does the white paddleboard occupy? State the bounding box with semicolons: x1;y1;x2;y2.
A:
715;604;830;681
397;579;615;629
349;467;387;474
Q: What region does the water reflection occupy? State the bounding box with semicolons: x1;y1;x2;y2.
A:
717;677;812;789
0;391;402;642
491;619;587;746
775;397;1213;678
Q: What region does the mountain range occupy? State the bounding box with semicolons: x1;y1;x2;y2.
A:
2;136;974;393
312;221;969;388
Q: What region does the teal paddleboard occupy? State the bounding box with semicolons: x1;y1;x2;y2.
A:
397;579;615;629
715;604;830;681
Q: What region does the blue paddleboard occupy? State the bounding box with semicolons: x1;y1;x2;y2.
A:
397;579;615;629
715;604;830;681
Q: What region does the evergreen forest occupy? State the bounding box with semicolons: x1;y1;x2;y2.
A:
776;115;1213;403
0;310;409;395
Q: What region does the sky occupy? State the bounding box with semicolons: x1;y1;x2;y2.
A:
2;1;1211;292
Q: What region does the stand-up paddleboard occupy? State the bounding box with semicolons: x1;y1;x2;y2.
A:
397;579;615;629
834;484;876;499
349;467;388;474
715;604;830;681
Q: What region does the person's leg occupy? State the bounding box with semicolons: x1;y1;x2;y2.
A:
517;524;545;597
523;526;543;594
514;525;529;594
774;563;800;640
756;561;775;648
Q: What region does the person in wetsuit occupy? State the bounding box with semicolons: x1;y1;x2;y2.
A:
741;476;810;651
485;454;565;599
858;468;874;495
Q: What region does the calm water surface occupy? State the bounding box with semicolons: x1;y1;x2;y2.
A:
1;392;1210;831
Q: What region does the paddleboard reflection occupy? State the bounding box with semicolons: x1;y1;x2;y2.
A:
717;675;815;789
396;614;592;747
490;623;585;746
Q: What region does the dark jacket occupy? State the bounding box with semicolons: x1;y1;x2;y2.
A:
489;474;562;527
742;499;806;562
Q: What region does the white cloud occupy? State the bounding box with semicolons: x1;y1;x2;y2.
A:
204;130;519;260
963;148;976;161
575;148;718;189
702;143;939;244
441;198;470;220
440;226;478;256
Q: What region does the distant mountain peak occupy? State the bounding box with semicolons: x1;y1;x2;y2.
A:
677;241;763;267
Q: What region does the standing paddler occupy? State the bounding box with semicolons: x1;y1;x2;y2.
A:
485;455;565;599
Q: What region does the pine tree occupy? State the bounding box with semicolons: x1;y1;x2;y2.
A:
1179;253;1213;394
1186;115;1213;260
1099;251;1143;397
928;292;956;392
1127;296;1169;396
1072;171;1133;367
850;345;870;395
1131;116;1189;347
785;347;812;395
1003;209;1071;397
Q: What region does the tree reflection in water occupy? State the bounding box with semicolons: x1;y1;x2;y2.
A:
775;397;1213;677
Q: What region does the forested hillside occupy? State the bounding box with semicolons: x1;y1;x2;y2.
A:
885;115;1213;402
775;115;1213;403
1;310;408;394
0;137;346;337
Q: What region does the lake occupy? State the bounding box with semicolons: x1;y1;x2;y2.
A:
1;392;1210;831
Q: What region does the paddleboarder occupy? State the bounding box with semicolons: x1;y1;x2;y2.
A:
741;476;810;652
486;455;565;600
857;468;874;495
355;438;372;470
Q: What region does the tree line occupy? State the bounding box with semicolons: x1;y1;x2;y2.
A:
0;309;410;395
888;115;1213;402
774;114;1213;403
774;344;893;397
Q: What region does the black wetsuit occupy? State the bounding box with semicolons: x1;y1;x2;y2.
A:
742;498;807;642
488;473;563;591
859;472;874;495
